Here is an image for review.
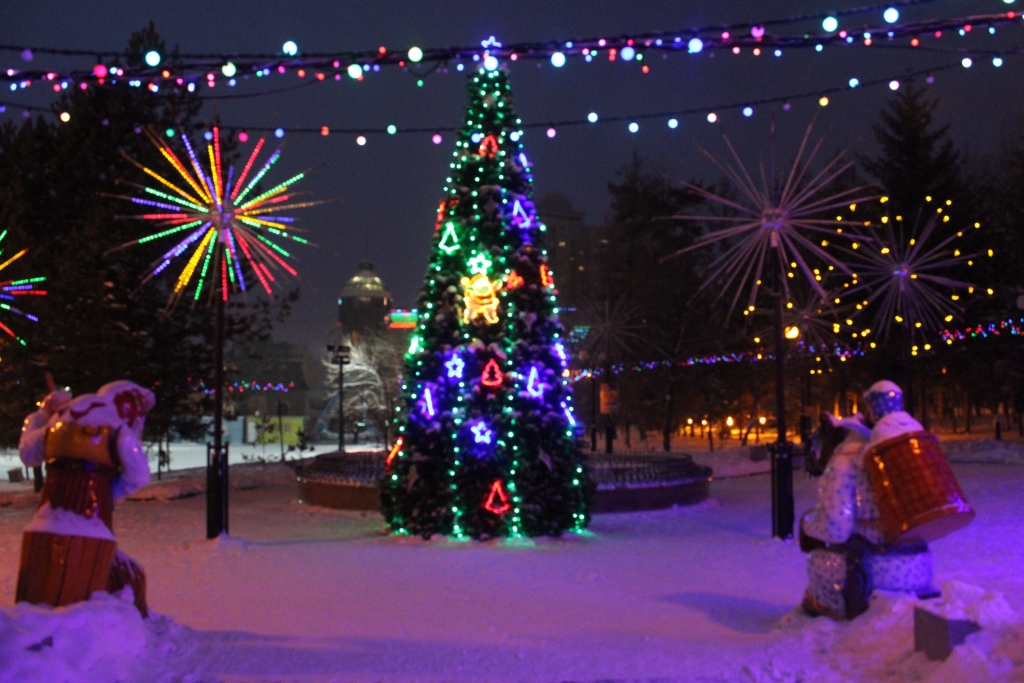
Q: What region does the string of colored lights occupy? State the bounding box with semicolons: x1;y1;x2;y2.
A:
571;314;1024;382
0;8;1018;95
2;53;1013;144
941;317;1024;343
0;0;948;62
572;342;868;380
191;379;297;394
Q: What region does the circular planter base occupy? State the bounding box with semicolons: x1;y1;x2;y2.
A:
589;453;713;512
295;451;713;513
296;452;383;510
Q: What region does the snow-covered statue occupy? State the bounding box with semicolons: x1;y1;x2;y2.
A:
15;379;154;616
800;380;948;620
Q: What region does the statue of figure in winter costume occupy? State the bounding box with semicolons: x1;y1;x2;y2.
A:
15;380;153;616
800;380;938;620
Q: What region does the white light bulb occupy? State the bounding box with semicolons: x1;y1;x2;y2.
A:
550;52;566;67
144;50;161;67
822;17;839;32
668;118;678;129
628;122;639;133
587;112;598;123
688;38;703;54
483;55;498;71
408;46;423;63
620;46;635;61
282;41;298;56
347;64;362;79
962;57;973;68
221;62;236;78
883;7;899;23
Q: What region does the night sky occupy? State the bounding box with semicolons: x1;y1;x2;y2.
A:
2;0;1021;355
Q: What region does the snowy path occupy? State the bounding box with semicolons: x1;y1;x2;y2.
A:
1;464;1022;682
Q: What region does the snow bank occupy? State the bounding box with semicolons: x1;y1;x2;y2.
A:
2;582;1020;683
690;445;772;478
0;591;147;683
766;584;1024;683
942;439;1024;465
928;580;1021;629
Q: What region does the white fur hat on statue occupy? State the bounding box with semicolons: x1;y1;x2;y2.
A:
863;380;903;420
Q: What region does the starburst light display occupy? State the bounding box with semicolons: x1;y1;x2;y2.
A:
663;120;876;317
751;282;853;367
112;126;318;307
0;231;45;346
839;214;973;346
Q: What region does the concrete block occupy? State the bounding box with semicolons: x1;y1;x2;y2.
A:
914;605;980;661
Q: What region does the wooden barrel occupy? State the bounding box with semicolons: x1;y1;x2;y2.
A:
863;431;974;545
16;531;116;607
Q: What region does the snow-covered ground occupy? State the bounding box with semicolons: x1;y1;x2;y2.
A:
0;441;380;481
1;454;1022;682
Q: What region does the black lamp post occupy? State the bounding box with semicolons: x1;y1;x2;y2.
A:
207;293;229;539
770;261;795;540
327;344;351;454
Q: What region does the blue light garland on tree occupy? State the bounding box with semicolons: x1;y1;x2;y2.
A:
381;64;591;540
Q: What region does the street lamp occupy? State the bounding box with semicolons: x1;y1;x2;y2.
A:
277;400;287;462
327;344;351;454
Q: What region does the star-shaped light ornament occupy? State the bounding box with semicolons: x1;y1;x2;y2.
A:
467;252;492;275
471;421;493;444
446;355;465;379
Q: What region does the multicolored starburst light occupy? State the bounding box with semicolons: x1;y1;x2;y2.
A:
0;231;45;346
112;126;319;307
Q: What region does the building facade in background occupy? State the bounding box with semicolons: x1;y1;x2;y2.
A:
338;261;391;338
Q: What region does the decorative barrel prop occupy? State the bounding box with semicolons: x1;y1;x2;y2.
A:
864;431;974;545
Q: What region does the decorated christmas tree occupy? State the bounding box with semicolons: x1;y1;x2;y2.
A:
381;65;590;540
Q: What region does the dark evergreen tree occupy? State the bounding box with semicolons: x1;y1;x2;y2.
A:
381;66;590;539
860;81;962;218
0;23;289;445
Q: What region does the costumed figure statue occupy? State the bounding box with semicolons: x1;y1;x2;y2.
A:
15;379;154;616
800;380;973;620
